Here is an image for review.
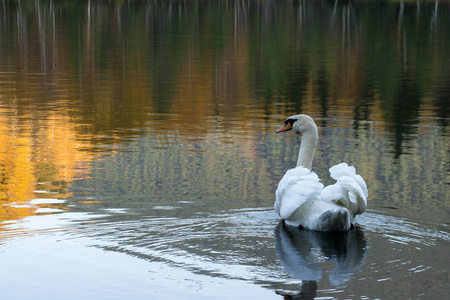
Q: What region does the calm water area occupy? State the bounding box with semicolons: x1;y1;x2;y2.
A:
0;0;449;299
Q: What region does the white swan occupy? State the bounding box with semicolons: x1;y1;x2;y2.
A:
274;114;368;231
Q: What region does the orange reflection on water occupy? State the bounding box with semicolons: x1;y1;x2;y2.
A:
0;106;95;226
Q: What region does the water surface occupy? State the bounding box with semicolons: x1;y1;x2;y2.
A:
0;1;449;299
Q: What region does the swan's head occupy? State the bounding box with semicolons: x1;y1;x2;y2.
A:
276;114;317;134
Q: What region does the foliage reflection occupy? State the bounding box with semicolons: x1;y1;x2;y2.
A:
0;0;448;224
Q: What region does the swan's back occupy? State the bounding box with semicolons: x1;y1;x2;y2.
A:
275;163;368;231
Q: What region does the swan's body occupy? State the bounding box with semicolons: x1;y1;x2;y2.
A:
275;114;368;231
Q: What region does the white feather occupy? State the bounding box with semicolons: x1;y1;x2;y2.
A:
275;166;324;220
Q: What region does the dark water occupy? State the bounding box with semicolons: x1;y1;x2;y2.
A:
0;1;449;299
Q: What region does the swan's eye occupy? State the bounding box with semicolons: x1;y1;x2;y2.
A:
286;118;297;126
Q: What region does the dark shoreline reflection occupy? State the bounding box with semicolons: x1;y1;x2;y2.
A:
274;221;367;298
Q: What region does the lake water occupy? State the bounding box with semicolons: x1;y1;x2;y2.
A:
0;0;449;299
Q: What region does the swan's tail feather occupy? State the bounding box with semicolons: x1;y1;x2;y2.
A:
318;208;352;231
320;163;367;216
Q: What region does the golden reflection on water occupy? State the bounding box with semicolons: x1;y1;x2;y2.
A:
0;104;95;225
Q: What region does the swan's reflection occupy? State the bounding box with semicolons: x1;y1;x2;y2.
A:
275;221;366;298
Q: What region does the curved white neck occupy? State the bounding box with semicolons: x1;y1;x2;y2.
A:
297;128;318;170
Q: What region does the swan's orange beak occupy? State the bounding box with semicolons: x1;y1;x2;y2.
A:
276;122;292;133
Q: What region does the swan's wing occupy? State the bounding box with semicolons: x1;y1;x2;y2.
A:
275;167;324;220
320;163;368;216
329;163;368;198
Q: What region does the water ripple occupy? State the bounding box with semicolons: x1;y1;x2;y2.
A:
1;206;448;299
